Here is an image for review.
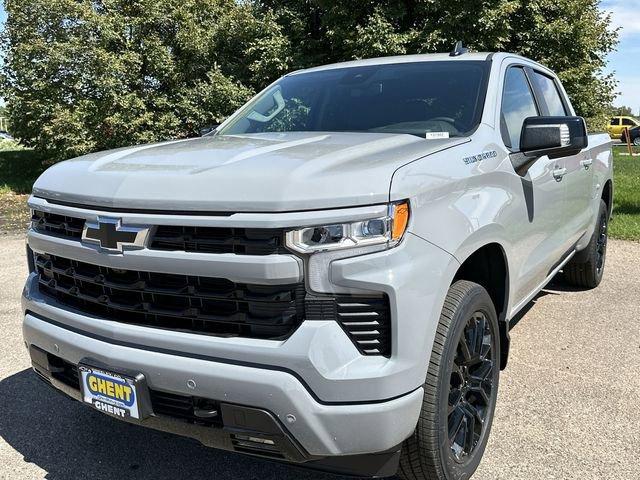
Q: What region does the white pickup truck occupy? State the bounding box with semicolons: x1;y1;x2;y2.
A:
22;47;612;479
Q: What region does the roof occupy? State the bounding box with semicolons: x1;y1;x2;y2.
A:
287;52;547;76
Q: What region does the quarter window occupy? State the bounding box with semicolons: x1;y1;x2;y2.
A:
501;67;539;149
531;72;568;116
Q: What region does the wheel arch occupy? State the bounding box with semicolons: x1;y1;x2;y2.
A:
452;242;511;370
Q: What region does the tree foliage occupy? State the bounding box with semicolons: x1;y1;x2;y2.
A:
611;105;637;117
0;0;291;159
260;0;618;129
1;0;618;160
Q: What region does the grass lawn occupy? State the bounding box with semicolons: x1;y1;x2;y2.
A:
0;141;639;239
0;141;50;232
0;141;50;194
609;148;640;240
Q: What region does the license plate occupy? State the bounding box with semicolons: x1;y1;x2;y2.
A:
79;365;141;419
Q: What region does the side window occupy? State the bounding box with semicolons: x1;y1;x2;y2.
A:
501;67;539;149
531;71;568;116
621;118;635;126
610;118;618;126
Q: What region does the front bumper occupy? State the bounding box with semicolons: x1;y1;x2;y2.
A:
24;312;420;476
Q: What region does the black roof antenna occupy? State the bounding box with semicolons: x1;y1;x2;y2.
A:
450;41;469;57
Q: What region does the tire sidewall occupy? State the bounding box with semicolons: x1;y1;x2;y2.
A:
593;200;609;283
436;284;500;480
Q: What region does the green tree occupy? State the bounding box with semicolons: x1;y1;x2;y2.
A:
260;0;618;130
611;105;635;117
1;0;292;160
1;0;619;161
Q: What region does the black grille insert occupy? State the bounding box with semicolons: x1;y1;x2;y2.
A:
35;253;305;339
30;210;287;256
337;297;391;356
149;389;222;426
231;433;285;458
49;354;81;390
151;225;287;255
305;295;392;356
32;210;85;239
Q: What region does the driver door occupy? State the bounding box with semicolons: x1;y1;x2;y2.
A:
500;66;569;304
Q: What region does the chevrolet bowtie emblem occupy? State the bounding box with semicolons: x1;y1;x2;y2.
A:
82;217;150;253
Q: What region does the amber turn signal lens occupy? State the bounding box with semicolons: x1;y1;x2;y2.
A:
392;202;410;241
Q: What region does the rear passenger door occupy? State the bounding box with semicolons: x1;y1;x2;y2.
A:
529;70;593;246
500;66;569;302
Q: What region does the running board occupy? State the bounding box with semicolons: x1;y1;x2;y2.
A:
509;249;576;320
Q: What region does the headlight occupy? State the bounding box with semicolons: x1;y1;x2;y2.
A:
286;201;410;254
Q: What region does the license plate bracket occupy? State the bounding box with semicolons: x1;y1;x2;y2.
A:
78;361;153;421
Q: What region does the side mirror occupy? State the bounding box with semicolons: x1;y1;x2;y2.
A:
200;124;220;137
520;116;588;158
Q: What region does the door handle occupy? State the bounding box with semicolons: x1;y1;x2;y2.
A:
580;159;593;170
553;167;567;182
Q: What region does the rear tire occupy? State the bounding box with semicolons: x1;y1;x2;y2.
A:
562;199;608;289
398;281;500;480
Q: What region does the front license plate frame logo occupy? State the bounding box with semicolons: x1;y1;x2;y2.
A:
79;365;142;419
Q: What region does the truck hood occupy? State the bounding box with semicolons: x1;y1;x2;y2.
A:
33;132;468;212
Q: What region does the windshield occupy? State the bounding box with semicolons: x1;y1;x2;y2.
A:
219;61;490;138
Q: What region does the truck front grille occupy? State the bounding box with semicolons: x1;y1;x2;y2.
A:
30;210;287;256
151;225;286;255
149;389;222;427
35;253;305;339
32;210;86;239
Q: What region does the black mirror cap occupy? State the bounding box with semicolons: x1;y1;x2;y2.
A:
520;116;588;158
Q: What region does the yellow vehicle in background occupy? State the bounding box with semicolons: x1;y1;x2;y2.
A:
608;116;640;139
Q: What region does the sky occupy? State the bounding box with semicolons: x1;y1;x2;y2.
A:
601;0;640;111
0;2;637;112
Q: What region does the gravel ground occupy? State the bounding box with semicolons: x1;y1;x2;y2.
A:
0;193;30;233
1;234;638;480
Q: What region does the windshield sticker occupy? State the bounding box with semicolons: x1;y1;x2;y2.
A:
463;150;497;165
425;132;450;139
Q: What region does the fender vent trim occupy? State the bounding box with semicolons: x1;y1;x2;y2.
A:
306;294;391;356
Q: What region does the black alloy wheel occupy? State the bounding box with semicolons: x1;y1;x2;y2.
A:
563;199;609;289
398;281;500;480
595;204;608;277
448;311;495;462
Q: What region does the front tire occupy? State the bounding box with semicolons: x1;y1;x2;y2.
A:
562;199;608;289
398;281;500;480
634;136;640;146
